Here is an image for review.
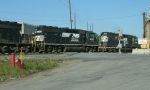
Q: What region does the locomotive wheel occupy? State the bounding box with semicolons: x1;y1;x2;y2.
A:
0;46;2;54
25;46;30;53
57;47;62;53
9;46;16;53
63;47;67;52
108;49;112;53
2;46;8;54
102;48;106;52
113;49;116;53
85;47;90;52
98;48;102;52
47;46;53;53
93;47;97;52
52;47;57;53
89;47;93;52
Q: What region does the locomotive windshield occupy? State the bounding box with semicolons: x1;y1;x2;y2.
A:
34;30;45;42
35;30;43;35
101;33;108;43
89;33;95;38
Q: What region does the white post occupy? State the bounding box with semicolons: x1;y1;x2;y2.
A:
119;39;121;54
118;30;122;54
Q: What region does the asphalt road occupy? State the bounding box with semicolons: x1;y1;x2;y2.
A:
0;53;150;90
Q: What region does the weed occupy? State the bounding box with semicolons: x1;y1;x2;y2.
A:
0;59;62;82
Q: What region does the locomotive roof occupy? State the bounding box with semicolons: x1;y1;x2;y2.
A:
37;25;95;34
101;32;137;38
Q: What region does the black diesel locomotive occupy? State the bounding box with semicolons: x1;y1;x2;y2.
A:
0;21;21;53
33;26;98;53
99;32;139;52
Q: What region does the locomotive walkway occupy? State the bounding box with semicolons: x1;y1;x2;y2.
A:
0;53;150;90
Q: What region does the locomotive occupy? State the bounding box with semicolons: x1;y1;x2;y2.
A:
0;21;21;54
33;26;98;53
99;32;139;52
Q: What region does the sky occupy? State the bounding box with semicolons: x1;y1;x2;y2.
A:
0;0;150;38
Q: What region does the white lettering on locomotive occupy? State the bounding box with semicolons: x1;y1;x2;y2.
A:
62;33;71;37
71;34;80;42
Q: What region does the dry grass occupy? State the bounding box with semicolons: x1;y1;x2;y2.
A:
0;58;63;82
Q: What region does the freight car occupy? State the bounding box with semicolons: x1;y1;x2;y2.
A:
98;32;139;52
32;25;98;53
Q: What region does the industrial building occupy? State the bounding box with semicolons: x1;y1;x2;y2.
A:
142;11;150;48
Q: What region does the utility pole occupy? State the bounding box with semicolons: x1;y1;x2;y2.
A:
87;22;89;31
69;0;73;30
92;24;94;32
90;25;92;31
74;13;76;29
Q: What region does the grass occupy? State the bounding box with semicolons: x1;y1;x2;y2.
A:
0;58;63;82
